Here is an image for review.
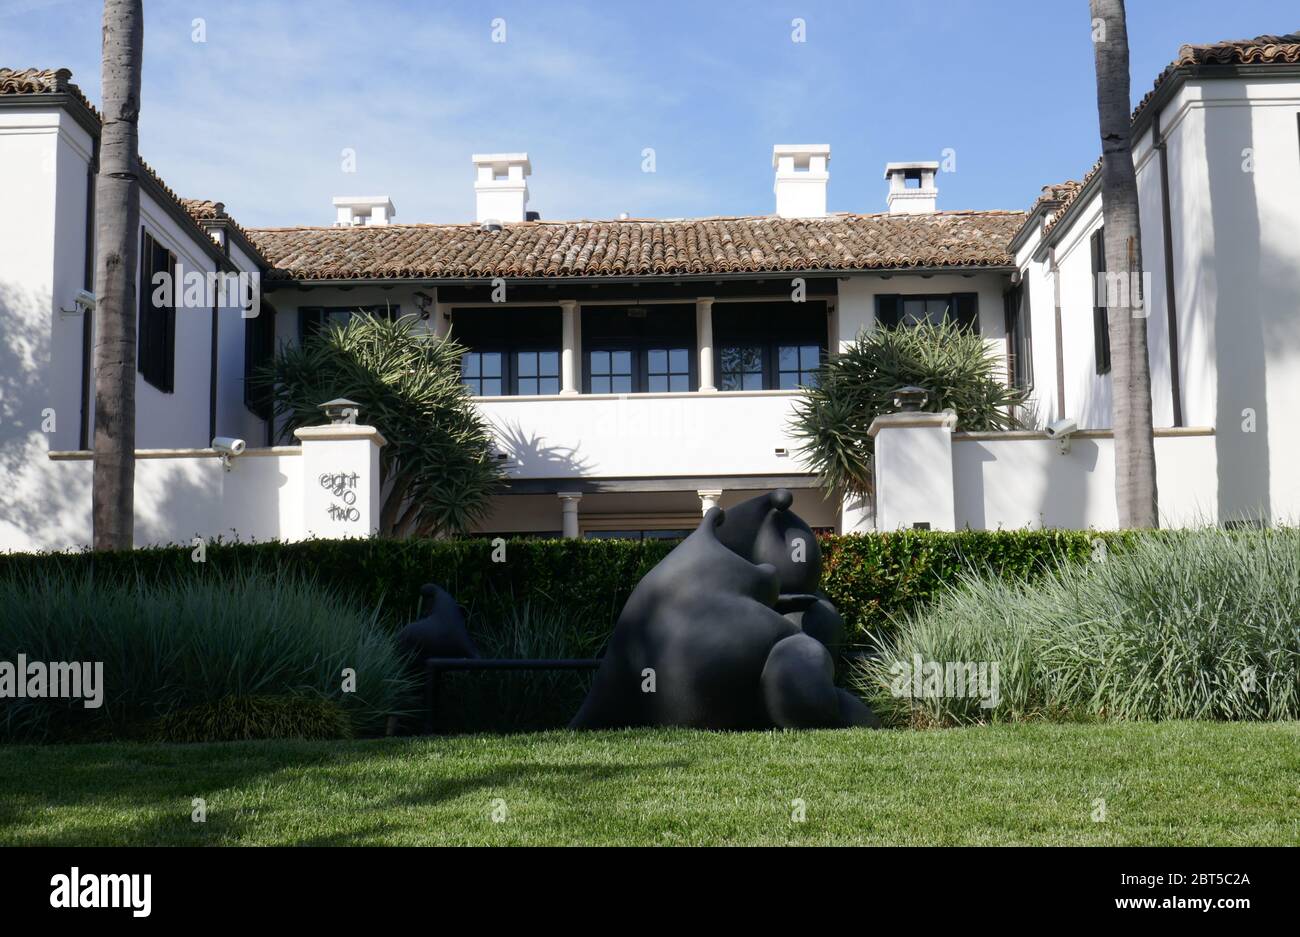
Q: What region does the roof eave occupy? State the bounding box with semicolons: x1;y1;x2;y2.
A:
260;265;1017;290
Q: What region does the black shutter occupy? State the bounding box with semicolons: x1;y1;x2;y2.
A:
953;292;980;332
1091;228;1111;374
875;294;899;328
137;229;153;378
244;299;276;419
160;248;176;393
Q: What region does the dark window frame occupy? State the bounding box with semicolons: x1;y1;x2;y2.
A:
1090;228;1112;374
298;304;400;344
512;347;562;396
875;292;980;332
1004;276;1034;392
460;349;507;397
581;305;696;394
243;296;277;419
713;301;827;391
137;229;177;393
451;306;563;397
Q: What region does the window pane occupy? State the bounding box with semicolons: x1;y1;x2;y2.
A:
720;373;743;391
743;372;763;391
592;376;611;394
591;350;610;375
927;298;951;323
612;351;632;374
517;352;537;377
800;345;819;368
647;349;667;373
483;353;502;377
778;345;797;369
482;378;502;395
518;377;538;395
539;376;560;394
648;375;667;393
669;374;689;392
668;348;688;372
612;375;633;393
463;353;480;378
539;351;559;376
901;299;926;325
802;370;819;389
778;371;799;390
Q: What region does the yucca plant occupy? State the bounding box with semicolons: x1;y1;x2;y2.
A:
791;321;1027;497
262;313;504;537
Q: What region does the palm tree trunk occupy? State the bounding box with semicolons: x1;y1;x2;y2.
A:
91;0;143;550
1089;0;1159;528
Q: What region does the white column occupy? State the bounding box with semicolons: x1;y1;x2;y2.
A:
560;300;579;395
866;410;957;531
697;489;723;515
558;491;583;538
696;297;716;392
432;300;452;340
295;423;387;539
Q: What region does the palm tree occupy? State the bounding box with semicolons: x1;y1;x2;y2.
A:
91;0;143;550
1089;0;1159;528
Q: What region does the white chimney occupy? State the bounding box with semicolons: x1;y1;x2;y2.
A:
332;196;395;226
884;162;939;214
772;144;830;218
473;152;531;223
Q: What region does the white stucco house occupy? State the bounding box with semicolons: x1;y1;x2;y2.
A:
1;30;1298;551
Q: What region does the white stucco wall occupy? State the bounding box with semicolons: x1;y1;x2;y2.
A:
951;429;1218;530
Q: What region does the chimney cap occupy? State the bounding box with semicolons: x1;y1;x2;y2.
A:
773;143;830;168
471;152;532;174
884;161;939;179
332;195;396;210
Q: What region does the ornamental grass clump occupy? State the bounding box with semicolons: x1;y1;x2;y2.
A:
858;527;1300;727
0;569;416;742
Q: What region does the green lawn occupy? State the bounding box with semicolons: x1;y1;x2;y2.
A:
1;722;1297;846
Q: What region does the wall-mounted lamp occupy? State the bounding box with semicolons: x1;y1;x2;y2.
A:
320;398;361;425
891;385;929;412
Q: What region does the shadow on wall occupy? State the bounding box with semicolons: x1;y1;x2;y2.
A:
1202;101;1271;524
0;278;87;550
493;419;594;479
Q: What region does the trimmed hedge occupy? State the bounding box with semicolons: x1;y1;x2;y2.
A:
0;530;1132;643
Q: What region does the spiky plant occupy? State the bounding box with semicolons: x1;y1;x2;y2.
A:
263;313;504;537
791;321;1027;497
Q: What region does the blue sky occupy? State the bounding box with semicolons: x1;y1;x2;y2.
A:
1;0;1293;227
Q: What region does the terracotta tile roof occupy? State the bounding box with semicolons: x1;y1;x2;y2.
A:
1135;30;1300;120
247;210;1025;281
1042;161;1101;235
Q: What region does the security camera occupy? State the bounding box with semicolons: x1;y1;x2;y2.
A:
1044;418;1078;454
211;436;246;470
59;289;96;317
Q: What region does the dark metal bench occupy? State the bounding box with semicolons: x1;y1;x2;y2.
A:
421;657;602;734
419;649;878;734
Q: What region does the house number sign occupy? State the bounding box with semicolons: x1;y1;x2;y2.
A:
320;471;361;522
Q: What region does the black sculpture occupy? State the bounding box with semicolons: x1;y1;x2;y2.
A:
570;489;879;730
397;583;480;660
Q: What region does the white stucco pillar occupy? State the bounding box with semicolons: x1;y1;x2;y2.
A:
558;491;583;538
560;300;579;395
697;488;723;515
696;297;716;392
295;423;387;539
432;301;452;339
867;410;957;531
